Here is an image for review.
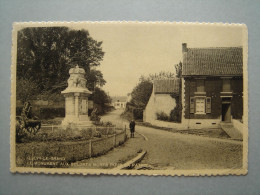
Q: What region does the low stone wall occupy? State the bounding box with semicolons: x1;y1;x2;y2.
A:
16;130;127;168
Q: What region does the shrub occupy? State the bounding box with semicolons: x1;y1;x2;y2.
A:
133;108;143;120
156;111;169;121
16;106;65;120
90;109;101;125
169;96;182;123
104;121;113;126
40;107;65;119
169;106;181;123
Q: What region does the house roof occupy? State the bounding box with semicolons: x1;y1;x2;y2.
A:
111;96;127;103
154;79;180;94
182;47;243;76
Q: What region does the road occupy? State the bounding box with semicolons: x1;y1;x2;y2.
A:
101;109;243;170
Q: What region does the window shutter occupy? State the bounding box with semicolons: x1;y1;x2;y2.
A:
206;97;211;113
190;97;195;114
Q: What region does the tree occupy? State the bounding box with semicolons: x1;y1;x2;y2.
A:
16;27;105;97
86;69;106;91
139;71;176;83
130;79;153;109
131;71;176;109
175;61;182;78
93;87;111;106
92;87;112;115
16;77;39;102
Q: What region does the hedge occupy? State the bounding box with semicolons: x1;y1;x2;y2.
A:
16;106;65;120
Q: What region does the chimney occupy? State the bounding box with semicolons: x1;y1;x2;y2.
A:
182;43;187;53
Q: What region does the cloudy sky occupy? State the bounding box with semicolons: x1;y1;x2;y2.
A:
75;23;245;96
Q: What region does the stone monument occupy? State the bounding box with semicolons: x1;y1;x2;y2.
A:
61;65;92;127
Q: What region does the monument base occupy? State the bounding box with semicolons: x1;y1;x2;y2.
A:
61;115;93;129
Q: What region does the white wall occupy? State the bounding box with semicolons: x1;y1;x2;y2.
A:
144;90;177;123
114;102;126;109
143;90;156;122
155;94;176;115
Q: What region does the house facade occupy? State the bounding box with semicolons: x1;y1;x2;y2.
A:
181;43;243;129
112;96;127;109
143;79;180;124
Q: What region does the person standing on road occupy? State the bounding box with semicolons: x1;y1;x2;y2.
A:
129;120;136;138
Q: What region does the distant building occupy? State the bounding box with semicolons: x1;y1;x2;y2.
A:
143;79;180;123
181;43;243;130
112;96;127;109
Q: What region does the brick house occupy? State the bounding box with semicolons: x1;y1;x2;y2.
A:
181;43;243;130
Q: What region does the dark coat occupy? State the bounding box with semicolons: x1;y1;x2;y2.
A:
129;121;135;132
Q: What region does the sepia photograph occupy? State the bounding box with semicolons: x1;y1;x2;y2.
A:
10;22;248;176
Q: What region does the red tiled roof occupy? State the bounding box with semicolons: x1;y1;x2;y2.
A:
154;79;180;94
182;47;243;76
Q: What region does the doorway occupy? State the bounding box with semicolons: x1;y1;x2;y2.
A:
222;103;231;122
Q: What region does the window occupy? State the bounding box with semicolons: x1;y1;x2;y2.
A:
195;98;205;114
196;80;205;92
190;97;211;114
223;79;231;92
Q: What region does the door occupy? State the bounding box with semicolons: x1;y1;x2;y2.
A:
222;103;231;122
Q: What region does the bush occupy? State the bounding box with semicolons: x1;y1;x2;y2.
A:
16;106;65;120
156;109;181;123
90;109;101;125
40;107;65;119
169;96;182;123
18;125;102;143
156;112;169;121
169;106;181;123
80;128;101;139
133;108;143;120
104;121;113;126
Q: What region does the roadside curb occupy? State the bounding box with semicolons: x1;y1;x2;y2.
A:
136;131;148;141
113;150;147;170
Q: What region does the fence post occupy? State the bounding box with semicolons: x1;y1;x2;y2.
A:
89;140;92;158
52;124;54;132
106;127;109;137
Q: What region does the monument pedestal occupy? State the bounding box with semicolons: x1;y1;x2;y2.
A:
61;66;92;128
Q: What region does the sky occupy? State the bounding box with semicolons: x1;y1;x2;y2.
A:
74;23;245;96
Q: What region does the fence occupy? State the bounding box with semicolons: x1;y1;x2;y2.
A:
16;127;127;168
40;124;122;138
